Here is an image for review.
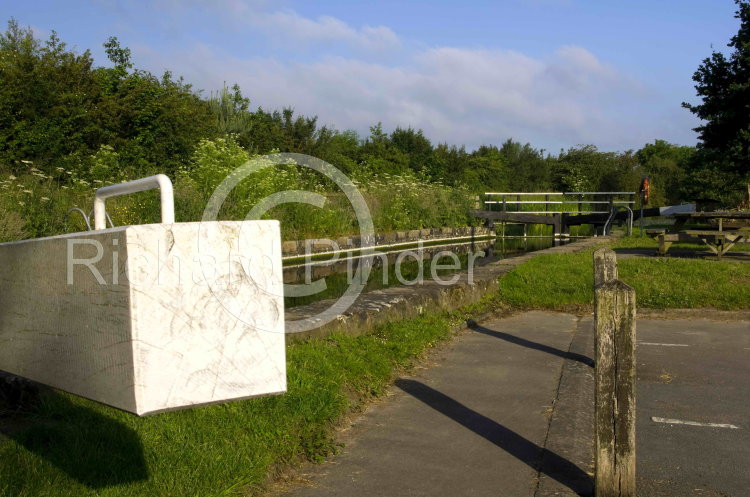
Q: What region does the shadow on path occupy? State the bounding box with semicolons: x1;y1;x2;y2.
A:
467;320;594;368
395;379;592;496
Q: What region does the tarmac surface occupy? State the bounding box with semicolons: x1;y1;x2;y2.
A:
277;311;750;497
635;317;750;497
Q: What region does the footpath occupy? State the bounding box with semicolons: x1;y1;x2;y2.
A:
276;311;750;497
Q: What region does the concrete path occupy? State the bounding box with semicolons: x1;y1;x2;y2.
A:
278;311;750;497
279;311;591;497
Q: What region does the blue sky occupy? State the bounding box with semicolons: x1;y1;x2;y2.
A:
5;0;741;152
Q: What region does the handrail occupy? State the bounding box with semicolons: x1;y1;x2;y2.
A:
93;174;174;230
88;209;115;229
482;211;610;215
66;207;92;231
603;206;633;236
484;200;635;205
482;191;637;216
485;192;635;196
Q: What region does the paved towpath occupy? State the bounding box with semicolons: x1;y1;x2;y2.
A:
279;311;593;497
277;311;750;497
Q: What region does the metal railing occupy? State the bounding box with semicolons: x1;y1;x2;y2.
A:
483;192;635;215
603;205;634;236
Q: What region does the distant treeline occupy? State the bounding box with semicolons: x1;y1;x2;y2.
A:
0;19;739;242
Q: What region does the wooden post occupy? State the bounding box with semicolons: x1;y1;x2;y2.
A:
593;248;618;287
593;249;636;497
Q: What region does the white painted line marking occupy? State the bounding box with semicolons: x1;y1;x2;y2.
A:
651;417;740;429
639;342;689;347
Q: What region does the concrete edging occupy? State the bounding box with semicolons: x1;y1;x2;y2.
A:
535;316;595;497
636;308;750;321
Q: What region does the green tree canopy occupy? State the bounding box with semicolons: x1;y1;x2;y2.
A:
682;0;750;205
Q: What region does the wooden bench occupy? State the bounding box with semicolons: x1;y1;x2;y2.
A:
647;228;749;259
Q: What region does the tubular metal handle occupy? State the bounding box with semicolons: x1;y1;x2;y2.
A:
93;174;174;230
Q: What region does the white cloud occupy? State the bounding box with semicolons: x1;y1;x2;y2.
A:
129;3;694;152
30;25;50;41
146;0;399;51
248;10;399;50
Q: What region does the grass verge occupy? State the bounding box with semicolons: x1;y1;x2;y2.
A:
499;234;750;310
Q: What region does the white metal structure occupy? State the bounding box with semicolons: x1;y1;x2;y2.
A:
483;191;635;215
603;205;634;236
93;174;174;230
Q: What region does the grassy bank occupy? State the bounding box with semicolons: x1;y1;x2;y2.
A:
2;233;748;497
499;234;750;311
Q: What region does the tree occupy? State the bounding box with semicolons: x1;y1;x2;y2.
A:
636;140;693;206
390;127;433;176
682;0;750;205
0;19;100;169
207;83;251;135
499;139;550;191
0;22;215;177
357;123;410;176
464;145;509;192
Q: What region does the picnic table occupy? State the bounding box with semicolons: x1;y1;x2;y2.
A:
672;211;750;231
647;211;750;259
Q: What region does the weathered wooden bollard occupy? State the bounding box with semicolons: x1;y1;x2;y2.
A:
593;248;618;287
593;248;636;497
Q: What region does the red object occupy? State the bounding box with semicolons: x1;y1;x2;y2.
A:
640;177;650;205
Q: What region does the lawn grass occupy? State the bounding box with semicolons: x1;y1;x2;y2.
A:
499;234;750;310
